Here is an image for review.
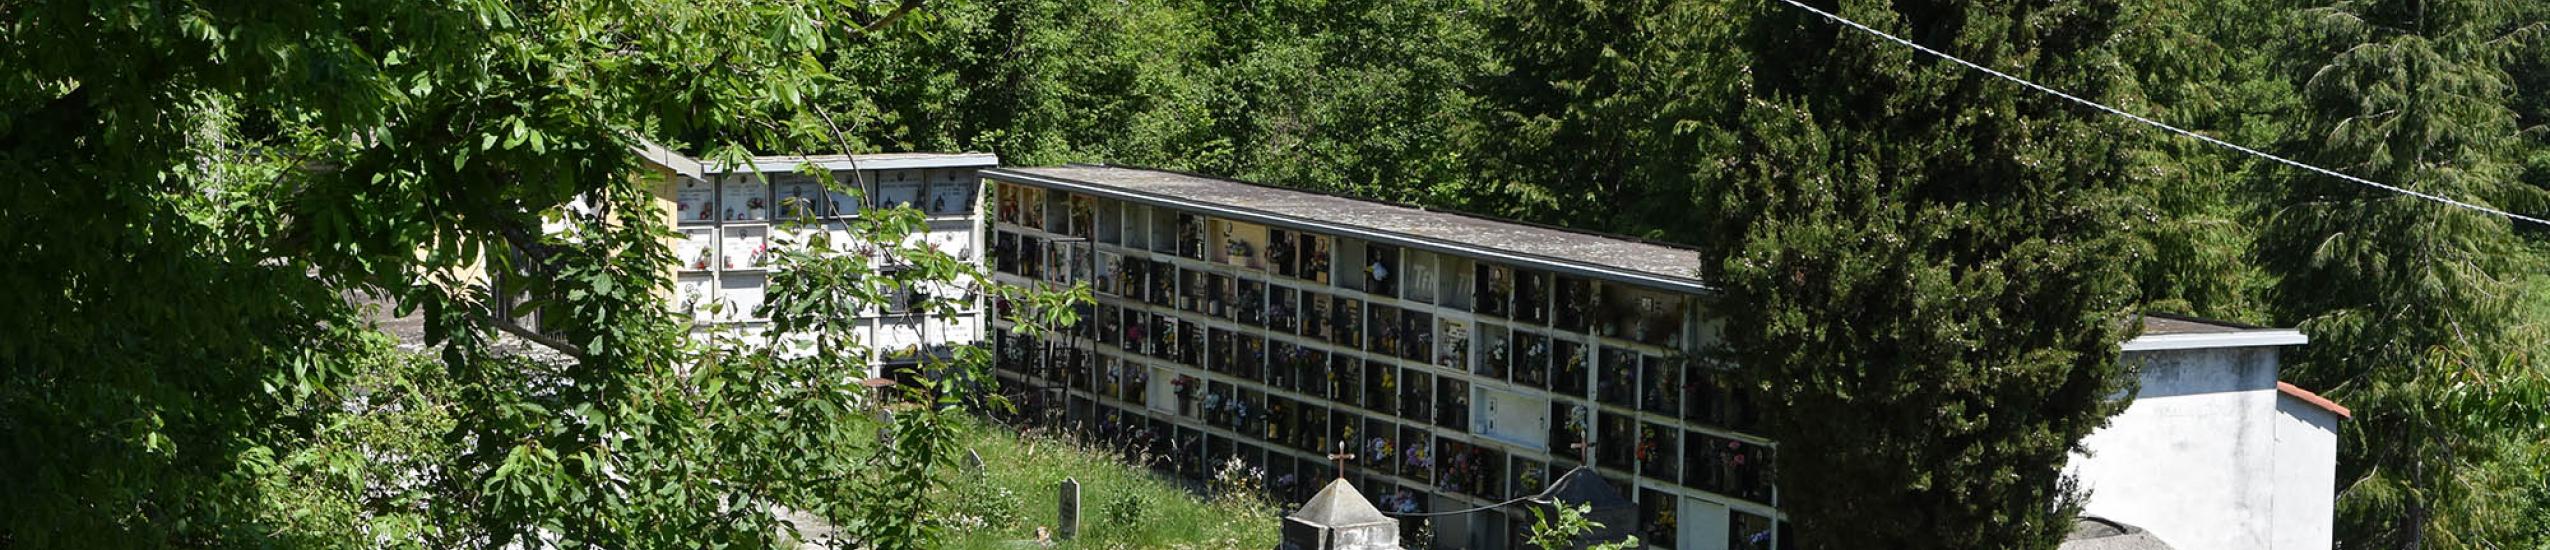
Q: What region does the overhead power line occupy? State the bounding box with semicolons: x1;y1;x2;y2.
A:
1381;491;1550;518
1378;466;1594;518
1765;0;2550;228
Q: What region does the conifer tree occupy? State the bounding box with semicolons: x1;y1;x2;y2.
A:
1468;0;1741;238
1696;1;2146;547
2260;0;2550;546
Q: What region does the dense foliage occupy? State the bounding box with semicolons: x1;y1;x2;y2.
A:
801;0;2548;547
2258;0;2550;546
1694;1;2147;546
2;0;1081;547
1527;502;1642;550
6;0;2547;548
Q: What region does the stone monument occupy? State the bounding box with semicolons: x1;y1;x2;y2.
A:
1280;478;1400;550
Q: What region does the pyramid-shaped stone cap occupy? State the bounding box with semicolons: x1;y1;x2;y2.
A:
1545;468;1638;545
1290;478;1395;528
1548;469;1633;510
2060;517;2174;550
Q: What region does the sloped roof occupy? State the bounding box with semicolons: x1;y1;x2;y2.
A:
632;140;998;180
2121;314;2306;352
2139;313;2261;335
713;152;999;174
636;139;707;179
2061;517;2174;550
2277;381;2353;419
985;165;1713;294
1548;469;1634;511
1545;468;1639;544
1291;479;1394;528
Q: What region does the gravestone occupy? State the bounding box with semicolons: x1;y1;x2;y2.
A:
1057;477;1082;541
874;408;897;448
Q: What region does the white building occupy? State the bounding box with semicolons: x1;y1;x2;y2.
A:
2071;315;2346;550
634;144;999;371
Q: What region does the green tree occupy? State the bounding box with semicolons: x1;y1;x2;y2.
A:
2102;0;2304;320
2258;0;2550;546
0;0;1083;546
2504;1;2550;213
1695;1;2148;547
1525;502;1640;550
258;335;472;546
845;0;1489;207
1468;0;1742;239
942;0;1225;168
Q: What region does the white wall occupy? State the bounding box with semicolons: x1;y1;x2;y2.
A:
664;162;991;375
2272;392;2340;550
2072;346;2312;549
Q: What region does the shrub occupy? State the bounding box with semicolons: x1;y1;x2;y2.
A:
940;475;1024;530
1101;490;1154;528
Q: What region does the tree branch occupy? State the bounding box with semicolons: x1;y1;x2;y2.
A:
851;0;926;35
809;101;871;191
497;218;567;280
477;309;592;362
481;214;585;361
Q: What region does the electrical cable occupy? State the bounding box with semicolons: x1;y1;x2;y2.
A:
1381;493;1550;518
1764;0;2550;228
1377;465;1595;518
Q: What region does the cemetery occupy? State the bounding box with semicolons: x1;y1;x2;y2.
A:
983;165;1780;549
973;165;2338;550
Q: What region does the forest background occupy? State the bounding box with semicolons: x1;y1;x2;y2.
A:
4;0;2546;548
846;0;2550;544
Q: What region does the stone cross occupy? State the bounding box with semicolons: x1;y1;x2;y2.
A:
1057;477;1082;541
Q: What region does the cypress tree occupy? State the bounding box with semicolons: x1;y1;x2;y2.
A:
1696;1;2145;547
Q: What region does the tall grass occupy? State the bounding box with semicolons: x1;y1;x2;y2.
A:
935;416;1281;549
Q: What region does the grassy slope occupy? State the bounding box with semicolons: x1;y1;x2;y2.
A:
937;416;1280;549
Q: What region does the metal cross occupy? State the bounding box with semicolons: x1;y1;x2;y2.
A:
1328;441;1356;481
